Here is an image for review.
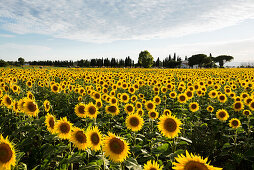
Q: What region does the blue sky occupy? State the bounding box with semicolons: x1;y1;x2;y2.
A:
0;0;254;64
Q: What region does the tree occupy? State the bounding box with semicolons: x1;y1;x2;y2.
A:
0;59;8;67
188;54;207;68
138;50;153;68
18;57;25;66
155;57;161;67
213;55;234;68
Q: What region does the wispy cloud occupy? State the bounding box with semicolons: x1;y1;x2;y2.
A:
0;34;15;38
0;0;254;42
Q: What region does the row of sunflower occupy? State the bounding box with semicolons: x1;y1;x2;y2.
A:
0;67;253;169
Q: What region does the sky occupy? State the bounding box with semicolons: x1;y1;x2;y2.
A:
0;0;254;65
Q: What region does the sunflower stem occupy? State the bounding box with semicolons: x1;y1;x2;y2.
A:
233;129;238;147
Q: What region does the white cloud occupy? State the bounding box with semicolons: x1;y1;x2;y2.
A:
0;34;15;38
0;0;254;42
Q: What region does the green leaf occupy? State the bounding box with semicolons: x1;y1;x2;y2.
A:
125;157;142;170
178;137;192;143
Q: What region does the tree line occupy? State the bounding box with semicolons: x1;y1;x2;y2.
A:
0;51;234;68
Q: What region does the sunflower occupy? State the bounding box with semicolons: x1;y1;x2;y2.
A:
74;103;86;118
232;101;244;112
121;93;129;103
26;81;33;88
169;91;177;99
248;101;254;111
85;102;98;119
131;95;137;103
0;135;16;170
86;126;102;151
208;90;218;99
70;127;88;151
55;117;73;139
229;118;241;129
145;100;156;111
2;94;12;109
242;110;252;117
185;90;193;100
177;94;187;104
189;102;199;112
143;160;163;170
105;104;120;116
12;101;20;114
26;91;34;100
51;83;61;93
216;109;229;121
96;100;103;109
172;150;222;170
110;97;118;105
153;96;161;105
125;113;144;131
136;102;142;109
17;98;26;112
136;109;144;116
163;109;172;116
158;114;182;138
206;106;214;112
23;98;39;117
217;94;227;103
103;132;130;163
45;113;56;134
43;100;51;112
148;110;159;119
124;103;135;114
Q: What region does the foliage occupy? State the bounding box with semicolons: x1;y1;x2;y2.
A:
214;55;234;68
138;50;154;68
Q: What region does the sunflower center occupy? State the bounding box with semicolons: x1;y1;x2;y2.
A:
111;99;116;104
251;102;254;108
147;103;153;109
6;97;11;105
91;133;100;145
53;86;58;91
126;106;133;112
129;117;139;127
96;102;102;107
0;143;13;163
108;106;117;113
184;160;209;170
191;104;197;109
27;102;37;112
219;111;226;118
150;112;156;118
164;118;177;132
28;82;32;86
232;120;239;127
78;105;85;114
180;96;185;101
49;117;55;129
235;103;241;109
122;95;127;100
187;92;192;97
219;96;225;100
244;111;250;116
109;138;124;154
75;131;87;143
60;123;70;134
88;106;96;115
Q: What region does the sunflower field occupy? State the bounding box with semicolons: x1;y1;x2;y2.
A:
0;67;254;170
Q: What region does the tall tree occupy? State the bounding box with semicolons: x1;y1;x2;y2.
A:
188;54;207;68
213;55;234;68
18;57;25;66
138;50;154;68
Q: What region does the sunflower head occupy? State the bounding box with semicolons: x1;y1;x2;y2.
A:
0;135;16;169
158;114;182;138
87;126;102;151
103;132;130;163
148;110;159;120
2;94;12;109
105;104;119;116
45;113;56;134
43;100;51;112
55;117;73;139
125;113;144;131
145;101;156;111
70;127;88;150
143;160;163;170
74;103;86;118
242;110;252;117
178;94;187;104
124;103;135;114
189;102;199;112
232;101;244;112
163;109;172;116
172;150;222;170
229;118;241;129
206;106;214;112
216;109;229;121
85;102;98;119
23;98;39;117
